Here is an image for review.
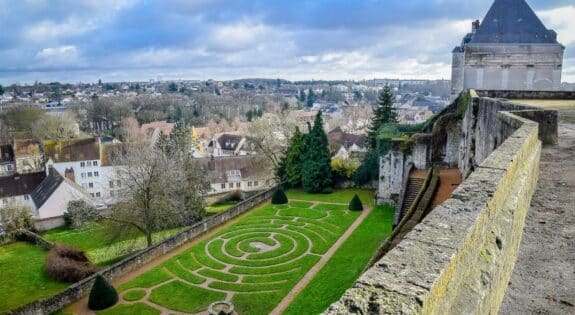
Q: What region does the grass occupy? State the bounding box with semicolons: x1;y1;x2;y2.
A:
286;188;374;206
98;302;160;315
52;189;391;315
107;194;363;314
283;204;395;315
122;289;146;302
0;243;68;313
149;281;226;313
43;223;183;265
206;200;239;214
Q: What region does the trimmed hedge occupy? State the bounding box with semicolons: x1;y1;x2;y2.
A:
271;189;288;205
88;275;119;310
45;244;97;282
349;194;363;211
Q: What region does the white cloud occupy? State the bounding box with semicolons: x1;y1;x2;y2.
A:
210;22;271;50
538;6;575;45
35;45;83;67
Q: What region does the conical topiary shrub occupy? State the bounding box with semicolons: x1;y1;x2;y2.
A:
88;275;119;310
349;194;363;211
271;189;288;205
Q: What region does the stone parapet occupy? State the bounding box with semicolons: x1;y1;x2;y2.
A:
326;94;551;314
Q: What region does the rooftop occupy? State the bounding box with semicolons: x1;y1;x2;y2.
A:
470;0;560;44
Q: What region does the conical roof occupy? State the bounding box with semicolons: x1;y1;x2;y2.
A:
470;0;558;44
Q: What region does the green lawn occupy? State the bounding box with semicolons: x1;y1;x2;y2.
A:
101;191;386;315
0;224;183;313
0;243;68;313
283;204;395;314
286;188;375;206
43;223;183;265
206;200;239;214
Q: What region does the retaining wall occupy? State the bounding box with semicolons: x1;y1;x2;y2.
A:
326;93;554;314
8;186;277;315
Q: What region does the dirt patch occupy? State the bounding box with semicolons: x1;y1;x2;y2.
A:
249;241;277;252
500;110;575;315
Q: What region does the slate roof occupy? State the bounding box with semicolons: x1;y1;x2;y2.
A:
0;172;46;199
44;138;100;163
196;155;270;183
31;171;64;209
328;127;367;151
470;0;559;44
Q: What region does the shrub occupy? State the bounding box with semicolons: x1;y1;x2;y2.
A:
271;189;288;205
65;200;99;229
45;244;97;282
88;275;119;310
349;194;363;211
0;200;32;232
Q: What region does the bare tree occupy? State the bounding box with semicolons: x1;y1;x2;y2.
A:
245;112;298;171
105;142;208;247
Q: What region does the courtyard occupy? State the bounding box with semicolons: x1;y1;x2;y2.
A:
64;189;393;315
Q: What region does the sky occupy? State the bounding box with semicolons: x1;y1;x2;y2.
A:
0;0;573;85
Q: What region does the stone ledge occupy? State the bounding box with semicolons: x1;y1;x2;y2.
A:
325;94;553;315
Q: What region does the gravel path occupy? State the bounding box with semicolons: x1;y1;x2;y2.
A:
500;111;575;315
270;205;373;315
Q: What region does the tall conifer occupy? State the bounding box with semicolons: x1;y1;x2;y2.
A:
366;85;398;149
301;111;332;193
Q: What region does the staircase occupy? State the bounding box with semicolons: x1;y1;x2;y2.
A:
399;178;425;220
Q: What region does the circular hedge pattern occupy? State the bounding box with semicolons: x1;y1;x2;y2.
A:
111;199;359;314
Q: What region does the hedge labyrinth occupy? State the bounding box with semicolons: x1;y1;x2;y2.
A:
102;199;365;315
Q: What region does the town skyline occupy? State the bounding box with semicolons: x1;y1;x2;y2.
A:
0;0;573;85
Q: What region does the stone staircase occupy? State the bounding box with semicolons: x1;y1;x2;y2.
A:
399;177;425;220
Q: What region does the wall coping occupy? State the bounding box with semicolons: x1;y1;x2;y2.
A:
325;92;555;314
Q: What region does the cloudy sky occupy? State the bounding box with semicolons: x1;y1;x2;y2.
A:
0;0;573;85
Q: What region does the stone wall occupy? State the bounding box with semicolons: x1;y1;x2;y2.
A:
326;94;555;314
8;186;277;315
33;216;65;232
378;150;412;207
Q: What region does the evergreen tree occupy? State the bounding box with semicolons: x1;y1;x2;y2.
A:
88;275;118;310
301;111;332;193
306;88;315;108
170;120;191;153
285;127;305;187
366;85;398;149
299;89;306;103
0;84;4;96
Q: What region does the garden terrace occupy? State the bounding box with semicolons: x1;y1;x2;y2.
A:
55;189;393;315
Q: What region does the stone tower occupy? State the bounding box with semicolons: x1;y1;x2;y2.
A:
451;0;565;96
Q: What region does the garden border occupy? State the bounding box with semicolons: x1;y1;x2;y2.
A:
8;186;279;315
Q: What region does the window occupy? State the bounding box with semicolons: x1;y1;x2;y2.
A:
110;191;115;197
95;192;101;197
221;183;226;189
248;181;252;187
254;181;259;187
94;171;99;177
229;183;234;188
80;162;85;167
226;170;241;181
88;172;93;177
81;173;86;179
236;182;240;188
93;161;98;166
109;181;114;188
6;164;12;171
24;195;30;201
2;199;7;204
90;193;94;197
117;180;121;187
89;182;94;188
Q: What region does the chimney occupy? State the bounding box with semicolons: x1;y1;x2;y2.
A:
472;20;480;34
